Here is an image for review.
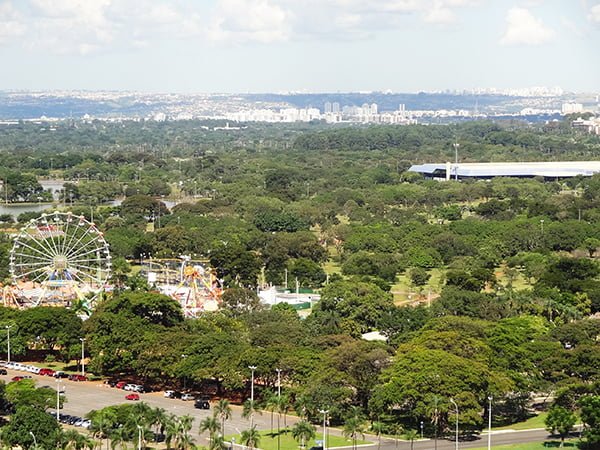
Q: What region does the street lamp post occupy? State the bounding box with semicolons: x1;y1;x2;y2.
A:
487;396;493;450
80;338;86;376
5;325;12;363
276;368;282;398
540;219;545;235
319;409;329;450
56;378;62;421
249;365;257;427
181;354;188;391
276;368;282;450
138;425;143;450
450;398;459;450
29;432;37;449
420;421;424;440
453;143;460;181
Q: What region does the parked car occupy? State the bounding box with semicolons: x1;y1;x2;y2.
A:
115;381;128;389
194;397;210;409
0;369;7;375
125;393;140;401
181;393;195;401
11;376;24;382
69;374;88;382
54;371;69;379
39;368;56;376
164;390;182;399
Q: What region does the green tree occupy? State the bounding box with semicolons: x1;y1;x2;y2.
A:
240;425;261;450
370;421;385;450
214;399;232;437
291;420;316;450
1;405;60;450
5;378;60;410
199;414;220;447
579;395;600;450
404;429;418;450
545;406;576;447
343;416;366;450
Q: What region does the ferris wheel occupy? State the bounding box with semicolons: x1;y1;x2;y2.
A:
9;212;111;307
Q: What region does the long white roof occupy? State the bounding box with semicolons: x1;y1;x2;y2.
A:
408;161;600;178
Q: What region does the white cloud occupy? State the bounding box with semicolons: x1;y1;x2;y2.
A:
500;7;555;46
424;2;457;24
589;3;600;22
0;0;480;52
0;2;25;43
207;0;289;43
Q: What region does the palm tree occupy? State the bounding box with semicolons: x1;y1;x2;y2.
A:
370;421;385;450
294;395;311;420
109;428;129;450
88;409;117;450
404;429;419;450
242;399;262;424
426;395;445;450
199;414;220;447
165;414;179;450
264;391;279;432
240;425;261;450
64;429;88;450
278;393;291;426
174;415;195;450
214;399;233;438
151;406;170;439
210;434;228;450
291;420;316;450
343;416;365;450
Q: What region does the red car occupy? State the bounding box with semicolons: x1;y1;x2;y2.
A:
39;368;56;376
11;376;24;382
69;374;88;382
125;393;140;401
115;381;127;389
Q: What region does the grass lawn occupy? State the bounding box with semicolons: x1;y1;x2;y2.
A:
391;269;443;305
469;439;577;449
226;430;370;450
494;413;548;431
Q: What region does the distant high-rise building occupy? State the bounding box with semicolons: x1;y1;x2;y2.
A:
562;102;584;115
324;102;332;113
332;102;340;113
371;103;378;114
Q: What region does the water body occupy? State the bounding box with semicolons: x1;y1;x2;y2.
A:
0;199;177;219
0;202;55;218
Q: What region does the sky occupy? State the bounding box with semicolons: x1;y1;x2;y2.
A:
0;0;599;93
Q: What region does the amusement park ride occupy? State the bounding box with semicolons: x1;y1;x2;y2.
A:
1;211;221;316
141;255;222;317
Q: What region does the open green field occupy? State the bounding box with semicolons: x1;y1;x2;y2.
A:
494;413;548;431
391;269;444;305
470;440;577;450
226;430;370;450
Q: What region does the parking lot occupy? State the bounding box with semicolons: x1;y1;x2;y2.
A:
0;365;291;444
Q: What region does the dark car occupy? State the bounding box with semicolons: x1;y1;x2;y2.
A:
0;369;7;375
194;397;210;409
54;371;69;379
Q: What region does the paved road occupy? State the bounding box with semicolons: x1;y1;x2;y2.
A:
1;369;564;448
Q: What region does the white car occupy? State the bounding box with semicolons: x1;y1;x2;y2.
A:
181;393;195;401
124;384;136;391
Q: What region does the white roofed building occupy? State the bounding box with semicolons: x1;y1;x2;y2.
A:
408;161;600;180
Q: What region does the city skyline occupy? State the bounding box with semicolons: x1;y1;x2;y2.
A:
0;0;599;93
